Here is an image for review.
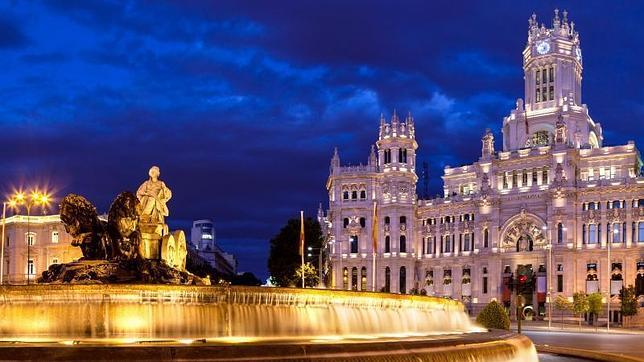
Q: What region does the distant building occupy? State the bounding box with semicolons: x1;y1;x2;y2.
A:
190;219;237;276
1;215;82;284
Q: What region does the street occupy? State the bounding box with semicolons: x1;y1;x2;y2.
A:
525;330;644;360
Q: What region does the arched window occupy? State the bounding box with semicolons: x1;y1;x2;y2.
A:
384;235;391;253
360;190;366;199
384;216;390;225
384;267;391;292
557;223;563;244
350;235;358;253
483;228;489;248
343;268;349;290
360;267;367;291
399;235;406;253
384;149;392;164
400;216;406;225
343;218;349;228
399;267;407;294
351;267;358;291
343;191;349;200
351;190;358;199
359;217;366;228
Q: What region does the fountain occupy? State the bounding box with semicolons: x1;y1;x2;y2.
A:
0;168;538;360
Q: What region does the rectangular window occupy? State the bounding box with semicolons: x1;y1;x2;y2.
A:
557;275;563;293
549;86;554;100
26;233;35;246
483;277;488;294
549;67;554;83
639;222;644;243
612;223;621;243
51;231;59;244
536;70;541;85
589;224;597;244
27;259;35;276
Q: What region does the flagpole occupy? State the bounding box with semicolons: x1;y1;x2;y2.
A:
300;210;305;289
372;201;377;292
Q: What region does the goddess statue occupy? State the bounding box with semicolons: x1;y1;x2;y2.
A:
136;166;172;224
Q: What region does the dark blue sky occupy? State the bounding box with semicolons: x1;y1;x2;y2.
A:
1;1;642;279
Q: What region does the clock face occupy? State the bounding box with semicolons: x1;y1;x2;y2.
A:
575;48;582;61
536;41;550;55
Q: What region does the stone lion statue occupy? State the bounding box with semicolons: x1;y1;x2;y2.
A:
60;194;112;260
107;192;142;260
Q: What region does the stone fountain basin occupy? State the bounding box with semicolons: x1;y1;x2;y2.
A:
0;285;537;361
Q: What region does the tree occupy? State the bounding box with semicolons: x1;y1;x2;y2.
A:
572;292;589;328
587;292;603;327
476;300;511;330
231;272;262;286
620;285;638;327
295;262;319;287
553;295;572;328
267;217;322;287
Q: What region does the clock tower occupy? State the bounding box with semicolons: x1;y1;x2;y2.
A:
523;9;582;109
502;9;603;151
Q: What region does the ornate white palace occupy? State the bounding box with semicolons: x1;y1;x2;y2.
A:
319;10;644;320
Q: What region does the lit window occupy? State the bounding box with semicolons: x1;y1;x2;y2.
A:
51;231;59;243
26;233;36;246
27;259;35;276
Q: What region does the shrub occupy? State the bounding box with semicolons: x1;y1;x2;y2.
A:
476;300;510;330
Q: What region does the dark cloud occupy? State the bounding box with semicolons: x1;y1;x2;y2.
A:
0;15;29;48
0;1;642;278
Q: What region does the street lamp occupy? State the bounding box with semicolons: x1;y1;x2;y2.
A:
607;228;617;331
542;225;553;330
3;190;51;285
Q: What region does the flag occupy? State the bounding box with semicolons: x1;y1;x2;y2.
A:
299;210;305;256
371;201;378;252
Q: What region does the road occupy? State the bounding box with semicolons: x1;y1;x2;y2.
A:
525;330;644;360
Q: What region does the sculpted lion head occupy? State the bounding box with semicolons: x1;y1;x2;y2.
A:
107;191;141;260
60;194;100;238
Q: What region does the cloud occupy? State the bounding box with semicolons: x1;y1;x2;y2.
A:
0;1;642;279
0;15;29;48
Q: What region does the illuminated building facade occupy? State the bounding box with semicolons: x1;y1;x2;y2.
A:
1;215;81;284
320;10;644;320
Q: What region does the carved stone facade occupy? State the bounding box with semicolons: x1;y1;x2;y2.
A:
320;10;644;319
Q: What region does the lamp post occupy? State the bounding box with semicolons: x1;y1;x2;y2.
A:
1;202;7;285
11;190;50;285
607;228;616;331
542;225;552;330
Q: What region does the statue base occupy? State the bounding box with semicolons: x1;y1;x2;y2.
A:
38;259;208;285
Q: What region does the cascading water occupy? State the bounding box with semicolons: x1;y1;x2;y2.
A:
0;285;537;361
0;285;480;340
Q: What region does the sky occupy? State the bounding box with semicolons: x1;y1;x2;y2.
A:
1;1;643;279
